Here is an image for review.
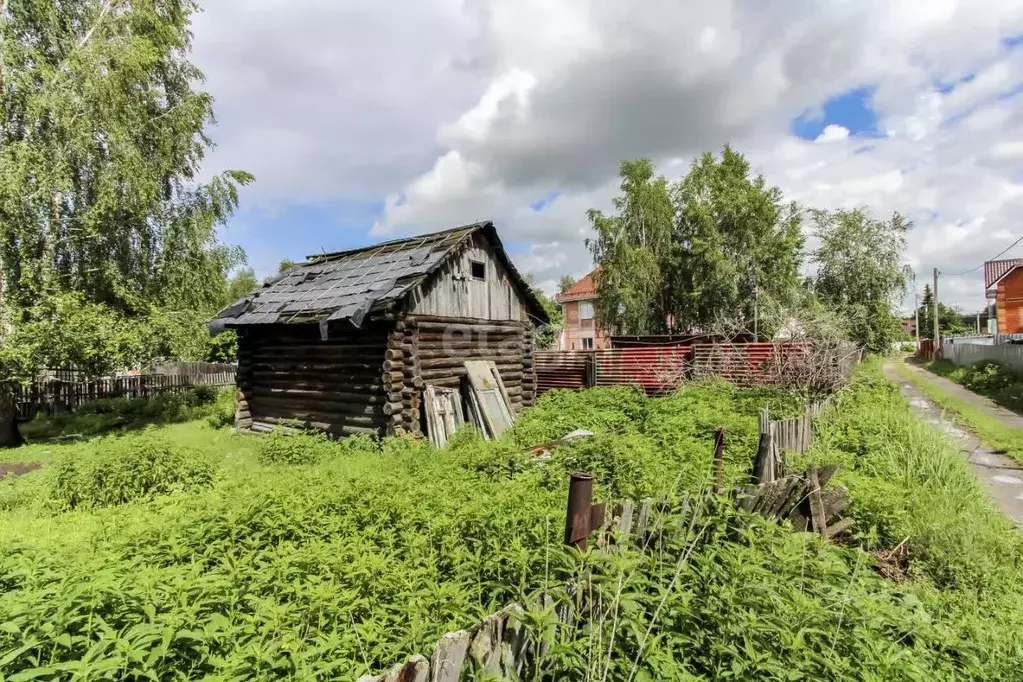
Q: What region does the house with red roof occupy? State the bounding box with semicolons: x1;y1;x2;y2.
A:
984;259;1023;334
555;267;610;350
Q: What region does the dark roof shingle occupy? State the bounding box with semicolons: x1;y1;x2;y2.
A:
211;222;549;334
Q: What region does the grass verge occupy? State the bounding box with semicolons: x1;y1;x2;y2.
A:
896;361;1023;463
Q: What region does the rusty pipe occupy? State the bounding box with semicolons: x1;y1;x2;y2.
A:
565;472;594;550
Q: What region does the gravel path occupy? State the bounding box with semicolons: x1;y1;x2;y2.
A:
885;360;1023;526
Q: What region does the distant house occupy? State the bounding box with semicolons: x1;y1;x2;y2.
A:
985;259;1023;335
210;222;549;437
555;267;609;351
902;317;916;337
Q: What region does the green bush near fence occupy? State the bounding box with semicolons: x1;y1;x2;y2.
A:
20;386;234;440
925;358;1023;412
0;362;1021;679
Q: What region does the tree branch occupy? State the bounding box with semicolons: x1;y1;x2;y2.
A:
77;0;117;49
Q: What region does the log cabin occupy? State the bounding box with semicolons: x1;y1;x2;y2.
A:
209;222;550;437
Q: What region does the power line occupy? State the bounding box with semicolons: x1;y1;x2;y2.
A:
942;234;1023;276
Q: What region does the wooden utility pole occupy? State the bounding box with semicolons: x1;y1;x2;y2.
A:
914;290;921;350
933;268;940;351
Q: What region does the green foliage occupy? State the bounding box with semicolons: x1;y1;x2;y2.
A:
0;0;252;423
52;432;218;509
21;386;233;440
206;386;238;428
926;359;1023;412
810;208;911;353
531;286;563;351
205;329;239;363
0;364;1021;679
557;275;576;294
587;149;804;335
257;430;338;466
916;285;973;340
225;268;260;304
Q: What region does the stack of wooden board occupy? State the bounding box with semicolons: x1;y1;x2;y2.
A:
462;360;515;440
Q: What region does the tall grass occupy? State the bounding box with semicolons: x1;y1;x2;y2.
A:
0;365;1020;679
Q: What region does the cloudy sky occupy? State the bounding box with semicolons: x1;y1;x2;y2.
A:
191;0;1023;312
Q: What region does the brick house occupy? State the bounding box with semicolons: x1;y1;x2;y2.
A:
555;267;609;350
984;259;1023;334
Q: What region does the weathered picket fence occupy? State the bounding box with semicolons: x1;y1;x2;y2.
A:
15;370;236;420
752;396;834;484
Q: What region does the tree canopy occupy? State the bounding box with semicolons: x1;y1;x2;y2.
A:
809;208;911;353
0;0;250;443
587;149;803;336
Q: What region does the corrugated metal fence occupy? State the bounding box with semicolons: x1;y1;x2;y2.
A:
536;342;833;396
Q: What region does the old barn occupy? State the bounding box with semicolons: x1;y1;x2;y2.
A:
210;222;549;437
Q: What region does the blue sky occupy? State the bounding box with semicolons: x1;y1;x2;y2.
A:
791;86;881;140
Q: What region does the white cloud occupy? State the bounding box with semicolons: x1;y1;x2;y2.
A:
190;0;1023;309
815;125;850;143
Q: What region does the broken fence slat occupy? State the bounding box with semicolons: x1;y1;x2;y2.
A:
616;499;635;536
807;465;828;538
432;631;470;682
634;498;654;544
825;517;855;540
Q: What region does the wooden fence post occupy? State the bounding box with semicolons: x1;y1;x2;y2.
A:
713;428;726;493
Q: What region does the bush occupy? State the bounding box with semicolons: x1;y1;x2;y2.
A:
926;358;1023;412
256;430;338;466
51;431;219;509
23;386;237;441
206;388;237;428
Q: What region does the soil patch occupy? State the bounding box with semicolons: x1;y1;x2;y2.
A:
0;461;43;479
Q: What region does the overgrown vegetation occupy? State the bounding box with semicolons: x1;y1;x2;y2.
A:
925;358;1023;413
0;363;1019;679
20;386;233;441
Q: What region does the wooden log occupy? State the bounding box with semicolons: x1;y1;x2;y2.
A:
415;319;526;334
416;347;524;359
385;349;403;361
249;407;386;428
383;402;403;416
249;416;383;436
250;396;385;418
248;375;384;392
251;387;395;404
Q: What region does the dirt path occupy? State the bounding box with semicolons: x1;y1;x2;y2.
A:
884;360;1023;526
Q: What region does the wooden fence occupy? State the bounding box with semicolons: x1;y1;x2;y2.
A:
15;371;236;420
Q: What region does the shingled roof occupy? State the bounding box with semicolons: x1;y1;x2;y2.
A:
210;222;549;335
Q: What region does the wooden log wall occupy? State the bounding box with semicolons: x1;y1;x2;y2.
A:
408;315;536;416
236;323;392;437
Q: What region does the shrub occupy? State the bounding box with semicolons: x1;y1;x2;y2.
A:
51;431;218;509
256;430;338;466
206;388;237;428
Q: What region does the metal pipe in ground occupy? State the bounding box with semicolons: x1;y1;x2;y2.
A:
565;472;594;551
713;428;726;492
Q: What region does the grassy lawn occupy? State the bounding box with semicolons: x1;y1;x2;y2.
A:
897;361;1023;463
0;364;1020;679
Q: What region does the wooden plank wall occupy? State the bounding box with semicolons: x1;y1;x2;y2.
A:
410;315;536;417
410;233;530;322
236;323;394;437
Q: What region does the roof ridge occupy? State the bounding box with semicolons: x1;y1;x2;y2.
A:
306;221;491;261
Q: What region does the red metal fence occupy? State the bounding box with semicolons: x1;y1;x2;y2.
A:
537;342;838;396
916;339;936;361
